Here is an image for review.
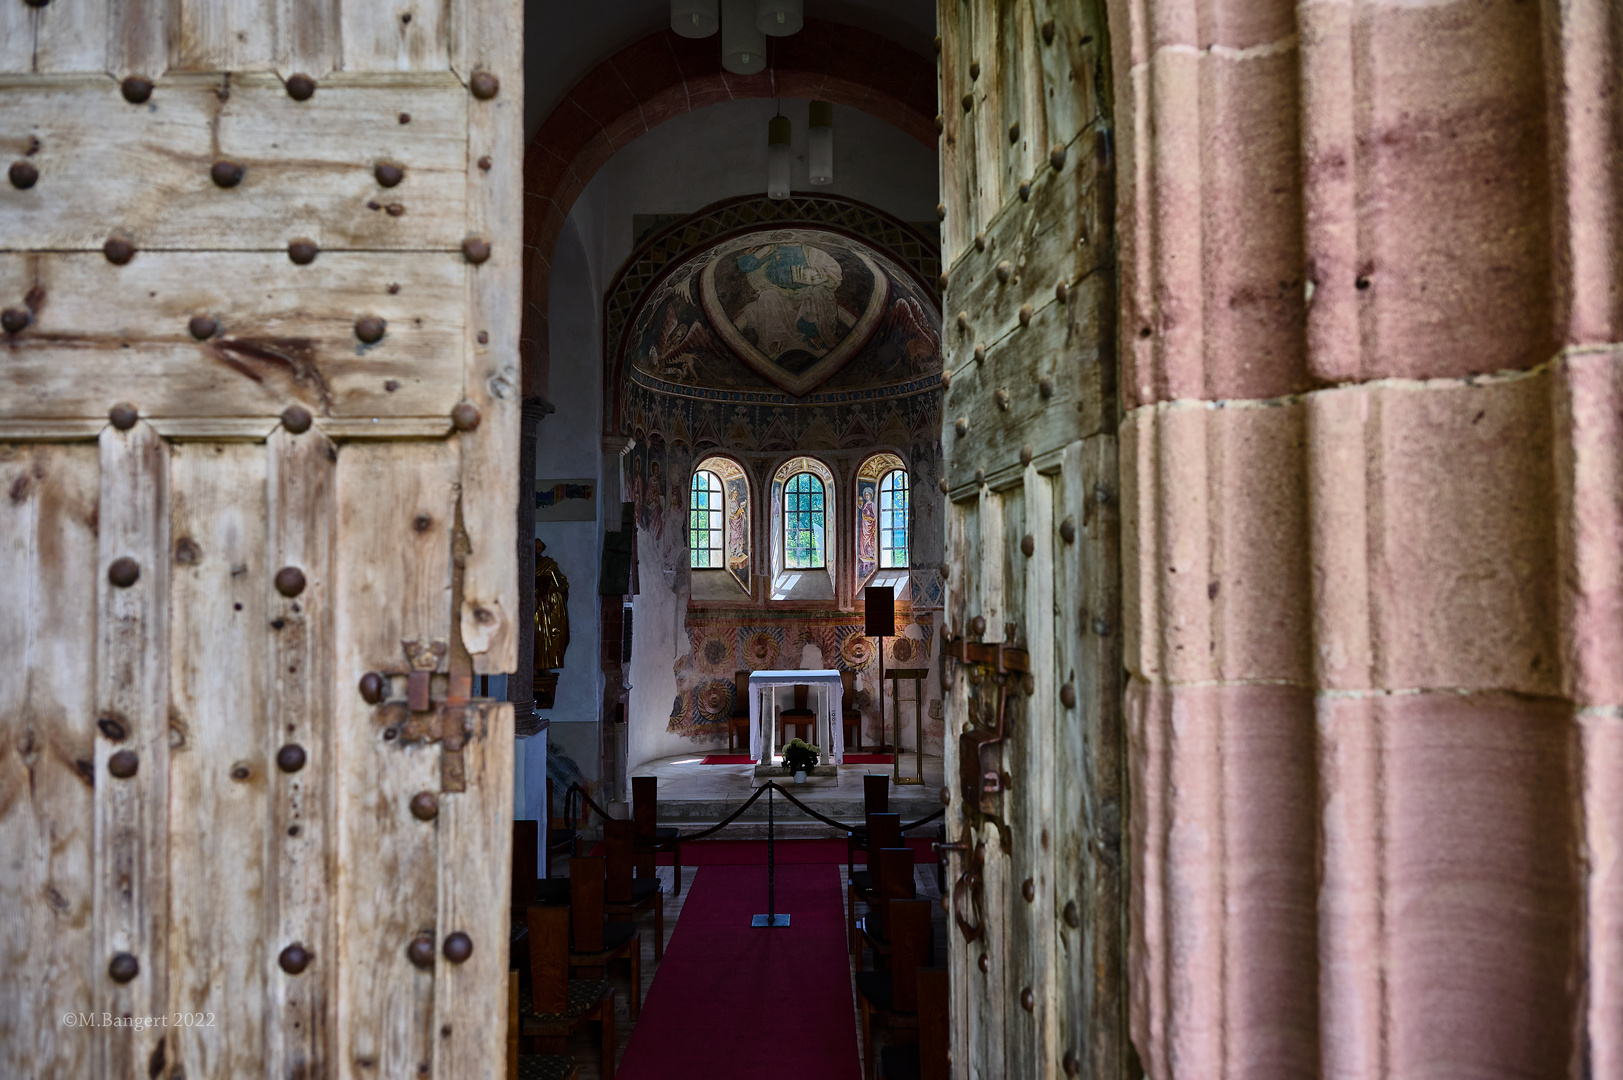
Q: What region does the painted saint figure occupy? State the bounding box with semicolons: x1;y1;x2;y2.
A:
734;243;849;361
534;539;570;673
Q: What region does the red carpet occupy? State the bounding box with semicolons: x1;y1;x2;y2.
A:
617;861;860;1080
654;838;937;865
841;754;893;764
701;754;755;765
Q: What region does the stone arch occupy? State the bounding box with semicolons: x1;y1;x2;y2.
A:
521;21;939;393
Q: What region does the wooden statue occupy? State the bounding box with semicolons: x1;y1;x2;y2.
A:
534;539;570;673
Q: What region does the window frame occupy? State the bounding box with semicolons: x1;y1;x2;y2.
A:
688;468;725;569
782;471;827;570
878;468;910;569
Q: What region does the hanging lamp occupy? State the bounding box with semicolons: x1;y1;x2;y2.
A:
670;0;718;38
807;100;833;185
755;0;803;36
767;114;791;199
722;0;767;74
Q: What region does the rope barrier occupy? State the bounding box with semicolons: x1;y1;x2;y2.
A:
562;779;945;842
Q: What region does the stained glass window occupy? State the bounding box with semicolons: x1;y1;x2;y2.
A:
879;469;909;568
689;470;724;568
784;472;826;569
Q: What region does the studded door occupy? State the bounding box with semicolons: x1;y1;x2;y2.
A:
0;3;521;1077
935;2;1126;1077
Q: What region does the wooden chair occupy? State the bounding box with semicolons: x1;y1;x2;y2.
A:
877;968;948;1080
840;669;864;751
519;905;616;1080
568;856;642;1019
857;846;919;962
846;773;892;873
513;819;540;908
848;812;902;953
777;683;817;745
509;969;580;1080
856;899;932;1080
631;775;683;897
604;818;665;961
728;669;752;752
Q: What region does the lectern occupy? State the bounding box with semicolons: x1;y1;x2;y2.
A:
864;586;894;769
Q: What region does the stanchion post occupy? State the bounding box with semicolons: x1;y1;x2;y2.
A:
752;782;790;927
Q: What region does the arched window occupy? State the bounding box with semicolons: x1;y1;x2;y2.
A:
879;469;909;568
689;469;724;568
783;472;827;569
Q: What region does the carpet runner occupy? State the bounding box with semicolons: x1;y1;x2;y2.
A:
700;754;755;765
616;857;860;1080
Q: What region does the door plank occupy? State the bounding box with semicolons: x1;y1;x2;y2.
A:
0;252;465;423
0;7;33;74
938;0;973;265
977;487;1005;643
432;701;514;1080
1023;467;1058;1074
340;0;450;73
276;0;341;79
0;444;98;1079
266;423;338;1079
106;0;167;80
166;441;269;1077
93;421;171;1078
334;440;458;1078
454;0;522;674
34;0;109;76
0;75;468;252
170;0;277;73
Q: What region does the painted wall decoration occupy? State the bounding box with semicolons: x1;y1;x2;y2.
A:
535;478;596;522
699;232;890;395
855;452;905;586
692;454;751;594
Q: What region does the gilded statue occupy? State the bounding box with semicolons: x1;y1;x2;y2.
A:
534;539;570;673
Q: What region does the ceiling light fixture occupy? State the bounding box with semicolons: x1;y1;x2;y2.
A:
767;113;791;200
808;100;833;185
755;0;803;36
722;0;767;74
671;0;718;38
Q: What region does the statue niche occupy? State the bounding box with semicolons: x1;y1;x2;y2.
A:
534;539;570;708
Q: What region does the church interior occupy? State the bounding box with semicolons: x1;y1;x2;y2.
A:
4;0;1623;1078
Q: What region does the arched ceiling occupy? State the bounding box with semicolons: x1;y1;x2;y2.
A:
623;225;941;400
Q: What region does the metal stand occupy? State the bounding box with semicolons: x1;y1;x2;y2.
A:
889;667;928;785
751;783;791;927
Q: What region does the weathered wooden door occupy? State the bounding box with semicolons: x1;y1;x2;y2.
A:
935;2;1125;1077
1;3;521;1077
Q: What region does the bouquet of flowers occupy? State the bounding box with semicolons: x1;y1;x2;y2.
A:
781;738;821;774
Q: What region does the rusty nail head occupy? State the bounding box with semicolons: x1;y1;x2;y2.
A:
451;402;481;431
974;232;986;252
937;271;948;292
108;953;139;984
120;75;153;104
1019;181;1032;202
1050;143;1067;171
1019;303;1033;326
975;344;987;363
960;93;973;113
1021;534;1035;557
1039;376;1055;398
970;615;987;637
477;330;489;344
470;70;500;99
108;749;139;779
1061;682;1077;709
274;566;306;597
477;155;492;170
1042;18;1057;44
410;792;440;821
211;159;244;188
281;405;312;434
9;161;38;189
189;315;217;340
1008;122;1020;144
969;59;981;80
974;468;985;485
1064;1050;1081;1077
103;237;136;265
407;934;436;970
359;671;385;704
938;561;950;579
1022;878;1035;902
939;786;952;806
937;478;949;494
995;388;1009;409
1064;900;1080;927
940;371;952;391
462;237;491;264
1020;445;1033;466
276;743;307;773
934;113;944;135
1;308;30;334
978;953;989;974
286;73;316;100
399;112;411;124
1056;280;1070;303
442;932;474;964
287;238;318;265
355;316;386;344
108;556;140;588
374;162;404;188
954;417;969;436
935;202;946;221
996;260;1012;283
1021;987;1035;1012
109;403;139;430
279;944;311;975
956;311;969;331
1060;516;1076;543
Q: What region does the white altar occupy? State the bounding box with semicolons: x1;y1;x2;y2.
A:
748;668;845;766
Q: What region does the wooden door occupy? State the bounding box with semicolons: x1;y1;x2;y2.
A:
0;3;521;1077
935;2;1126;1077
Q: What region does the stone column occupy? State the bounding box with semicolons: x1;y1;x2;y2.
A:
511;395;553;739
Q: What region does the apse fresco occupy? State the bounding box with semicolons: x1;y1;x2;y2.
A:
625;227;939;399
